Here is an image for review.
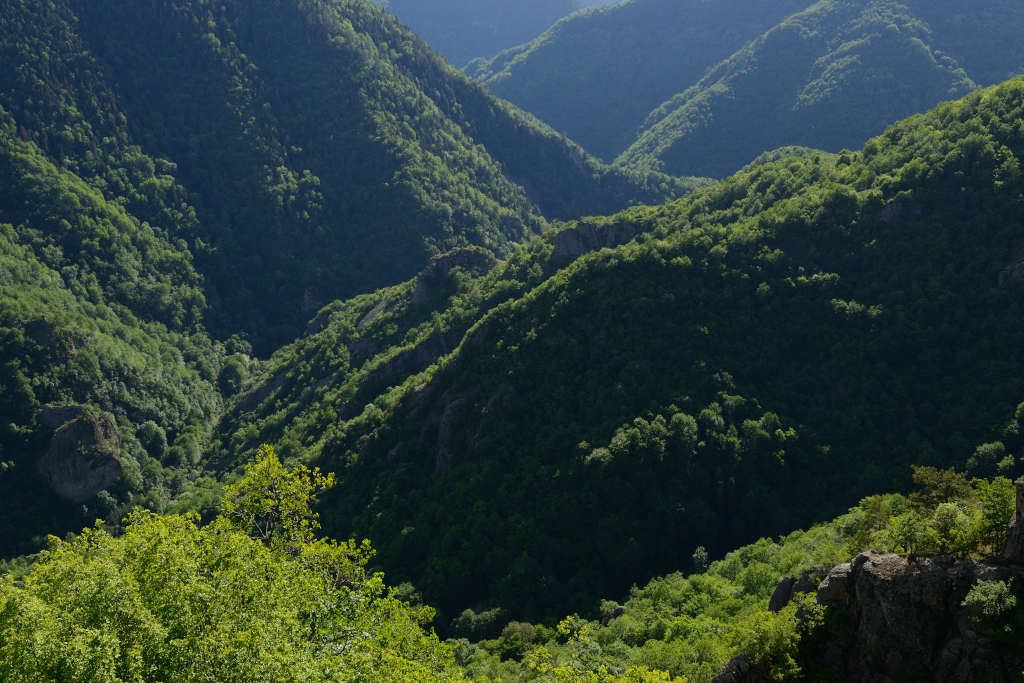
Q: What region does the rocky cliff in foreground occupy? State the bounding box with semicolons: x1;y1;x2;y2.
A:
811;550;1024;681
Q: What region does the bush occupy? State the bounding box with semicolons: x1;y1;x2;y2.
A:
962;580;1017;629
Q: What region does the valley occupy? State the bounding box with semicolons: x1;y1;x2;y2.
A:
1;0;1023;680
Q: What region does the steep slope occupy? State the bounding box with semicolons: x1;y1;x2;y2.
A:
619;0;1019;178
0;0;704;555
1;0;700;354
230;79;1024;622
379;0;582;67
0;111;226;554
469;0;808;161
473;0;1024;176
458;470;1024;681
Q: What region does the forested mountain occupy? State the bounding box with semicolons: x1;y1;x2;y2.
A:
217;78;1024;624
471;0;1024;177
468;0;809;161
0;0;703;555
378;0;583;67
458;466;1024;680
0;118;227;553
1;0;697;353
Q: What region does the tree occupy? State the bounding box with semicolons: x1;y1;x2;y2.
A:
926;502;976;555
885;510;926;554
0;446;462;682
728;605;803;681
217;356;248;396
221;444;335;556
973;477;1015;551
693;545;710;573
136;420;167;460
968;442;1007;477
962;579;1017;630
909;466;972;512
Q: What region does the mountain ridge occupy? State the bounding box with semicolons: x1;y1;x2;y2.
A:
208;78;1024;623
0;0;703;555
472;0;1024;178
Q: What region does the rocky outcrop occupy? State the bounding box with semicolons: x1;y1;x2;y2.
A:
712;654;772;683
1003;477;1024;561
811;550;1024;682
435;398;468;474
411;248;497;306
37;405;122;503
768;566;828;612
876;197;923;224
550;220;639;265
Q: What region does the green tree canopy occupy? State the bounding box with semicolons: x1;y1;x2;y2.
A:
0;446;463;682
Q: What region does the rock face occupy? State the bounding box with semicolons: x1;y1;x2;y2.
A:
550;220;639;265
712;654;772;683
768;566;827;612
37;405;123;503
411;248;498;306
1003;477;1024;561
811;550;1024;682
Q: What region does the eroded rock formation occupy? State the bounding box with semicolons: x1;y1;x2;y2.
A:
550;220;639;265
811;550;1024;681
411;248;498;306
37;404;122;503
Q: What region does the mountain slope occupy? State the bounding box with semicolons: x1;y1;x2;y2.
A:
379;0;582;67
0;0;705;555
228;78;1024;621
1;0;700;354
468;0;808;161
618;0;992;177
473;0;1024;176
0;112;226;554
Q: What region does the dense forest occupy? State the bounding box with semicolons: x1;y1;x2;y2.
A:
471;0;1024;176
0;0;703;554
5;0;1024;680
1;0;699;352
468;0;809;161
455;463;1024;680
217;78;1024;624
0;446;466;681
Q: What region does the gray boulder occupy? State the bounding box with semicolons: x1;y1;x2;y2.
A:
37;405;122;503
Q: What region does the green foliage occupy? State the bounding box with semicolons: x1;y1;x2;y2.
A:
470;0;809;161
974;477;1016;549
909;466;974;511
729;604;804;681
962;579;1017;628
0;124;225;553
0;0;700;356
854;473;1017;558
221;444;336;556
0;0;704;556
460;470;1012;681
295;77;1024;621
968;441;1011;478
883;510;927;554
693;546;710;574
457;503;860;681
0;447;463;681
473;0;1024;176
925;502;977;555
